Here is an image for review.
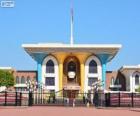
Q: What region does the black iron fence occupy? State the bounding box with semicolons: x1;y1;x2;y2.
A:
0;91;140;107
105;92;140;107
0;91;29;106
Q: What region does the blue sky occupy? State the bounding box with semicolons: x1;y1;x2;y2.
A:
0;0;140;71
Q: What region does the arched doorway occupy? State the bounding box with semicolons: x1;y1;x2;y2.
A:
63;56;80;85
63;56;80;99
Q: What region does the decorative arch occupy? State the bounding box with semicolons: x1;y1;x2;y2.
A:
132;71;140;77
89;60;98;73
46;60;55;73
42;55;59;92
111;77;115;85
63;56;80;85
84;55;102;92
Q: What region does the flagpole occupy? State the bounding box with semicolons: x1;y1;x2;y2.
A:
70;0;74;45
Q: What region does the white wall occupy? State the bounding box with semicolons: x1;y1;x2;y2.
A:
42;55;59;92
84;55;102;93
121;70;140;92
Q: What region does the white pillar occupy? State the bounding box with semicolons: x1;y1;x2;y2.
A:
130;75;135;92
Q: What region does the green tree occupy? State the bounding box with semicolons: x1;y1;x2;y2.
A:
0;70;14;87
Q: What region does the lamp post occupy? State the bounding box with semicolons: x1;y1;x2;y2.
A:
91;79;104;107
37;82;45;104
26;80;37;92
26;80;34;106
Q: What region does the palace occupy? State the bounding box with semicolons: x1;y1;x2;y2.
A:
22;43;121;94
14;43;138;94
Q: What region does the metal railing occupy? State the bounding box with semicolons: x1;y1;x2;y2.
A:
105;92;140;107
0;91;29;106
0;91;140;107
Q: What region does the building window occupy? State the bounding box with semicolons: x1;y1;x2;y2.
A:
110;77;114;85
16;76;20;84
21;76;25;84
135;74;139;85
88;77;98;86
116;78;120;85
27;76;30;82
46;60;54;73
89;60;97;73
45;77;55;86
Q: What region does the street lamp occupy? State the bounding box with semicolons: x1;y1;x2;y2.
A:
91;79;104;107
26;80;37;92
37;82;45;104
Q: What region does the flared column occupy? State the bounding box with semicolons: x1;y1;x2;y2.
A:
97;54;109;90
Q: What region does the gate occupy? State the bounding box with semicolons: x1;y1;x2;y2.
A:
32;90;64;106
31;90;105;107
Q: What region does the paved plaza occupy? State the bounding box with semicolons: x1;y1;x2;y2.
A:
0;106;140;116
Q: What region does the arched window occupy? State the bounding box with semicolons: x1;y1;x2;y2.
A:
16;76;20;84
85;55;101;93
89;60;97;73
46;60;54;73
111;77;115;85
116;78;120;85
135;74;139;85
42;55;59;92
21;76;25;84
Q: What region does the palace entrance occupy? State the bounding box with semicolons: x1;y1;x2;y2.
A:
63;84;81;98
63;56;80;85
63;56;81;98
64;90;78;98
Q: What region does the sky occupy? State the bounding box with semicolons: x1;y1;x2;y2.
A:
0;0;140;71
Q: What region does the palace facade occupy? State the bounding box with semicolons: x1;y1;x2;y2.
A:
22;43;124;94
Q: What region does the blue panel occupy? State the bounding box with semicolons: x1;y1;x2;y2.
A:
97;54;110;89
37;62;42;84
31;53;47;84
102;63;106;89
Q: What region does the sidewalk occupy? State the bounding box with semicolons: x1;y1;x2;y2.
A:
0;106;140;116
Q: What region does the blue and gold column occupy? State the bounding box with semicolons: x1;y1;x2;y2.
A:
97;54;109;90
32;53;47;84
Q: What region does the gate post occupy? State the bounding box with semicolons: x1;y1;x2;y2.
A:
63;89;64;104
28;92;33;106
4;91;7;106
19;92;22;106
131;92;134;107
15;92;18;106
105;92;110;107
118;92;120;107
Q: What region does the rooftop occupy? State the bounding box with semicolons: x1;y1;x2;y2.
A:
22;43;122;63
120;64;140;72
